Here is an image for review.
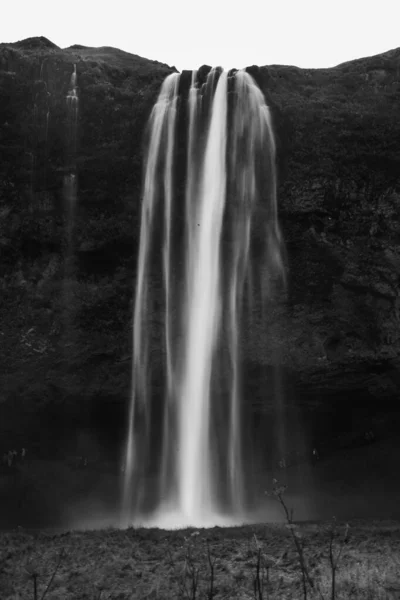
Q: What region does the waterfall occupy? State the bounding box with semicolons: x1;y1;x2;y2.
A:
121;73;181;520
66;64;79;166
177;70;228;519
62;64;79;350
122;68;285;528
64;64;79;246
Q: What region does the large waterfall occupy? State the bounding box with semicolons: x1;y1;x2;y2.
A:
122;67;285;528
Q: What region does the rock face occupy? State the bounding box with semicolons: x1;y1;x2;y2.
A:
0;38;399;453
250;56;400;406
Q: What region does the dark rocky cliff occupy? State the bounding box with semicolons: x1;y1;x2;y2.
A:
0;37;399;454
247;56;400;407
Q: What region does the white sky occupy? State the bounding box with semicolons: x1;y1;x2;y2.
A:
2;0;399;71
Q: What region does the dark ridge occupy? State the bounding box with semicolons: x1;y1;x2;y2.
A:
259;46;400;73
97;46;175;68
63;44;175;71
12;36;59;50
66;44;89;50
336;46;400;69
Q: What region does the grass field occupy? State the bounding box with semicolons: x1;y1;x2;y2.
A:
1;518;400;599
1;431;400;598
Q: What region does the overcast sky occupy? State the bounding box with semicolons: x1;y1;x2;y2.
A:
2;0;399;71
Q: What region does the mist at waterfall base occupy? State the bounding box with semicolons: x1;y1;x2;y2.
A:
120;67;288;529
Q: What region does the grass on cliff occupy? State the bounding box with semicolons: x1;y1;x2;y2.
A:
1;514;399;599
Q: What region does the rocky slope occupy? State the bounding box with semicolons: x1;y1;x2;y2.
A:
0;37;399;454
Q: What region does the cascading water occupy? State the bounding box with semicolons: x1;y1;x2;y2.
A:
62;64;79;345
64;63;78;244
122;67;285;528
66;65;78;154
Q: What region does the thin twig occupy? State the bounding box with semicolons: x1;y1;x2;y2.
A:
253;547;264;600
328;520;349;600
40;547;65;600
266;482;325;600
207;541;217;600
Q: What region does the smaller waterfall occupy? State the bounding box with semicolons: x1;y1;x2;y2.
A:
64;63;79;229
66;64;79;161
62;64;79;346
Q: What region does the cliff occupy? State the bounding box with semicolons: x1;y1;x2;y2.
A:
0;37;399;453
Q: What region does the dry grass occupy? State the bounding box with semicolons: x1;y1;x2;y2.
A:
0;518;399;599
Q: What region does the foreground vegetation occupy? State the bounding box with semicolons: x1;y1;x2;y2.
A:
1;507;399;599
